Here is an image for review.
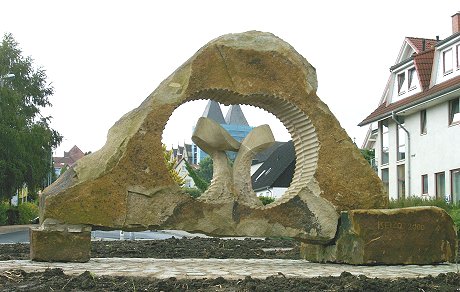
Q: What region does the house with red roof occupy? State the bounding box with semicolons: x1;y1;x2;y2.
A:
360;13;460;202
53;145;85;176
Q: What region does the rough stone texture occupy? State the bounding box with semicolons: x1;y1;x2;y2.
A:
300;207;458;265
192;117;276;206
30;227;91;262
37;31;387;261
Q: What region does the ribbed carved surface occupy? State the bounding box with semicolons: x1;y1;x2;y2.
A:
185;89;319;208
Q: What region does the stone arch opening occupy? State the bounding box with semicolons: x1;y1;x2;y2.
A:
162;98;296;204
171;89;320;208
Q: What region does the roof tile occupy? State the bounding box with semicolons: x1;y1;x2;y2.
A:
359;74;460;126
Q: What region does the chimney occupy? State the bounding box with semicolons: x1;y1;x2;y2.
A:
452;12;460;34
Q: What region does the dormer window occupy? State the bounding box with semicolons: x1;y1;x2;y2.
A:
396;67;418;97
397;72;406;95
443;48;453;75
408;68;416;90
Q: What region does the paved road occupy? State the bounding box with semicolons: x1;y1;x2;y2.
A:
0;227;207;244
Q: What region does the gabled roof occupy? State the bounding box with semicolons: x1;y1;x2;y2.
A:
359;33;460;127
252;141;285;165
251;141;295;190
66;145;84;162
53;145;85;168
202;100;226;124
406;37;437;53
224;105;249;126
392;37;437;71
359;74;460;126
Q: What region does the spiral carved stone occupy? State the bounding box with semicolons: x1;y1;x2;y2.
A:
34;31;387;262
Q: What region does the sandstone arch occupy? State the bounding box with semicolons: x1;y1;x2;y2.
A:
35;32;387;261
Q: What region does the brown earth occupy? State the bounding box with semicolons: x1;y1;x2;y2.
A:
1;238;460;291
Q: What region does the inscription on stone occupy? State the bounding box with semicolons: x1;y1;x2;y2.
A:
377;221;425;231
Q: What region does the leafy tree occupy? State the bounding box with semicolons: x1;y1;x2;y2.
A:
360;149;375;166
196;156;213;184
0;33;62;201
162;144;185;186
184;160;209;192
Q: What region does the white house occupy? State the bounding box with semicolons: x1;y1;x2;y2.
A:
174;157;195;188
360;12;460;203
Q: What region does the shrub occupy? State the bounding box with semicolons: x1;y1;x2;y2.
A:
388;196;460;235
17;202;39;224
183;187;202;199
0;202;9;225
388;197;451;211
259;196;275;205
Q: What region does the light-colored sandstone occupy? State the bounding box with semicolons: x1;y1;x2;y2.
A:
301;207;457;265
35;31;387;262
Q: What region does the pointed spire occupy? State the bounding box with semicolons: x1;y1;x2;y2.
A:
202;100;226;124
225;105;249;126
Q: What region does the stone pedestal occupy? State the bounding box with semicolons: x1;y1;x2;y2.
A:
30;226;91;262
301;207;457;265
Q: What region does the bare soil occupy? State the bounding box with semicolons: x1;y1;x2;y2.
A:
1;237;460;291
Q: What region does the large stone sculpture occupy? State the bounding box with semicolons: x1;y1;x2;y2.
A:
32;31;387;262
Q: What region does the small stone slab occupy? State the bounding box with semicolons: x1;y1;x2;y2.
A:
30;228;91;262
301;207;457;265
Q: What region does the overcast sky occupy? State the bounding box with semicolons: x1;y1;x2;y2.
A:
1;1;458;155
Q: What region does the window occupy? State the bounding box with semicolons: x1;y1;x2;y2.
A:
436;172;446;201
443;49;453;75
449;98;460;125
397;164;405;199
420;110;427;134
381;168;389;195
397;72;406;95
457;44;460;69
408;68;417;90
421;174;428;194
452;169;460;204
380;120;389;165
397;119;405;161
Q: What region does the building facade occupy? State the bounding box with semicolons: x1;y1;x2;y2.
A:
360;13;460;202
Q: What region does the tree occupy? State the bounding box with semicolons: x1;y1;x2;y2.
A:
360;149;375;166
184;160;209;192
0;33;62;201
162;144;185;186
196;156;213;184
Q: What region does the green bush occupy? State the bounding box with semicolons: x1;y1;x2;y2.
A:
0;202;9;225
259;196;275;205
388;196;460;235
388;197;451;211
17;202;39;224
183;187;202;199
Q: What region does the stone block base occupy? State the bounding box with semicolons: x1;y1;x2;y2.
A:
301;207;457;265
30;227;91;262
